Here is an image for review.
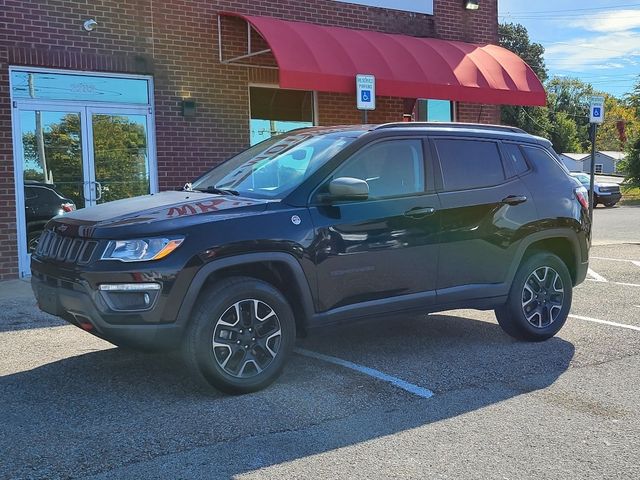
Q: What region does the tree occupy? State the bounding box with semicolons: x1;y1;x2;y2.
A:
625;76;640;117
624;134;640;186
498;23;551;138
595;96;639;152
546;77;597;151
550;112;580;153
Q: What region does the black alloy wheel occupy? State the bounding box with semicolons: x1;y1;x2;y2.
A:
495;252;572;341
182;277;295;394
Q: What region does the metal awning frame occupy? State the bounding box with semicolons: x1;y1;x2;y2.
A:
217;14;278;70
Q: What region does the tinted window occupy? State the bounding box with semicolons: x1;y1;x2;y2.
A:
31;186;60;202
434;139;505;191
521;145;569;175
334;139;425;198
502;143;530;176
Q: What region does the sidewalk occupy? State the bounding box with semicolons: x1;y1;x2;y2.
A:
0;278;33;301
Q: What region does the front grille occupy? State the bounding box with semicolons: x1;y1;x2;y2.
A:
599;186;620;193
35;230;99;264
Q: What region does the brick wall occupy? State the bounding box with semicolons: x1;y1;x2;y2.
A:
0;0;499;279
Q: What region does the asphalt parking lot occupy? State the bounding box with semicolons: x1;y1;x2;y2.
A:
2;206;640;480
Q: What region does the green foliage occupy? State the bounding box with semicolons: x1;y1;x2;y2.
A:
546;77;595;152
624;135;640;186
550;111;581;153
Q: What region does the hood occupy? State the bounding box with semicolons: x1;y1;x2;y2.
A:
595;182;620;188
48;191;270;238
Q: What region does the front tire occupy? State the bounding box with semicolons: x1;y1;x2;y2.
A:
495;253;572;341
182;277;295;394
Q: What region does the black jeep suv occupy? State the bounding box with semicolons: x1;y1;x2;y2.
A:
32;123;590;393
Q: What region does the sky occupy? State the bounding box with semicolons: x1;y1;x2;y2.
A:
498;0;640;97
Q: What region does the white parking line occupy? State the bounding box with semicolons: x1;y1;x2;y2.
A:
587;268;607;282
592;256;640;268
569;314;640;332
295;348;434;399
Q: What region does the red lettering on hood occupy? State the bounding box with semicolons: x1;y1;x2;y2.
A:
167;204;198;218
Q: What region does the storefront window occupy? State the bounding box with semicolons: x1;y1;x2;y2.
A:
414;99;453;122
250;87;314;145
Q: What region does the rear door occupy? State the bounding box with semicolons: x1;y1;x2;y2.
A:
432;136;537;299
309;137;441;312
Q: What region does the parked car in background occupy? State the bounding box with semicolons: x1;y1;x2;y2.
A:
31;123;590;394
24;181;76;253
570;173;622;208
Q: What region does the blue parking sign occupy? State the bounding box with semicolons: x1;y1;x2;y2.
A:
356;74;376;110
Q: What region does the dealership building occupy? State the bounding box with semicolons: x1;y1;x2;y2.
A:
0;0;545;279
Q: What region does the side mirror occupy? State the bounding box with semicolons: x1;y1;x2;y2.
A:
327;177;369;201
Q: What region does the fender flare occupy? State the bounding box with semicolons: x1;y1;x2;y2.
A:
505;228;583;285
175;252;316;326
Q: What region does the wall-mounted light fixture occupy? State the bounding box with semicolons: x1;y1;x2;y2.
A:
83;19;98;31
182;99;197;118
464;0;479;10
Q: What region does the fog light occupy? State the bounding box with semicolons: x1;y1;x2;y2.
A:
98;283;161;312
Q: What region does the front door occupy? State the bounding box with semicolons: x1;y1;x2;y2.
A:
310;137;440;313
10;69;156;276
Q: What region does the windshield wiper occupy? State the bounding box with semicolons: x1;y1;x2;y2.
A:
192;186;240;196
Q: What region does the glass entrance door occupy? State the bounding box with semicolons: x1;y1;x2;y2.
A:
16;107;90;255
87;109;153;204
11;69;156;276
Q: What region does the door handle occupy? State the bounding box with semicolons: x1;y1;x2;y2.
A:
404;207;436;218
501;195;527;206
95;181;103;201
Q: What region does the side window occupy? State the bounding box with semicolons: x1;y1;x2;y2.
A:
434;139;505;191
521;145;569;175
502;143;530;176
333;139;425;198
35;187;60;203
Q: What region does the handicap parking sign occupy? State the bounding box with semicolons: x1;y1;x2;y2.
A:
589;96;605;124
356;74;376;110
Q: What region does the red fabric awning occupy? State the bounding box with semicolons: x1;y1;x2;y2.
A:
221;13;546;106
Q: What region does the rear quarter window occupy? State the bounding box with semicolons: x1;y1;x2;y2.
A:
521;145;570;176
502;143;530;176
434;138;505;191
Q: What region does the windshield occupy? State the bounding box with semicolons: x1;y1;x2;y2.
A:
572;173;590;186
191;131;358;199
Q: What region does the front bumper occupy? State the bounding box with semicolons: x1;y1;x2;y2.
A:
31;269;186;351
595;192;622;204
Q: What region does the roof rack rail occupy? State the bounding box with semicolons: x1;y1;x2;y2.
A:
373;122;527;134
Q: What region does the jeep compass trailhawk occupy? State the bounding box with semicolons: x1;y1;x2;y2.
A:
32;123;591;393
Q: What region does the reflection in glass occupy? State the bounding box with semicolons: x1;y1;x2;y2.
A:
11;71;149;104
92;114;150;204
20;110;83;251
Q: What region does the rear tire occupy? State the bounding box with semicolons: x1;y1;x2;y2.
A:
182;277;295;394
495;252;572;341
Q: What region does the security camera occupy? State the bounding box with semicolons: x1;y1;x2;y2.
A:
83;19;98;32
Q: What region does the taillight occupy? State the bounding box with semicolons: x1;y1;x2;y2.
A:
61;203;75;213
575;186;589;210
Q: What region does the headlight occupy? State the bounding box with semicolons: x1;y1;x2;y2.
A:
101;237;184;262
